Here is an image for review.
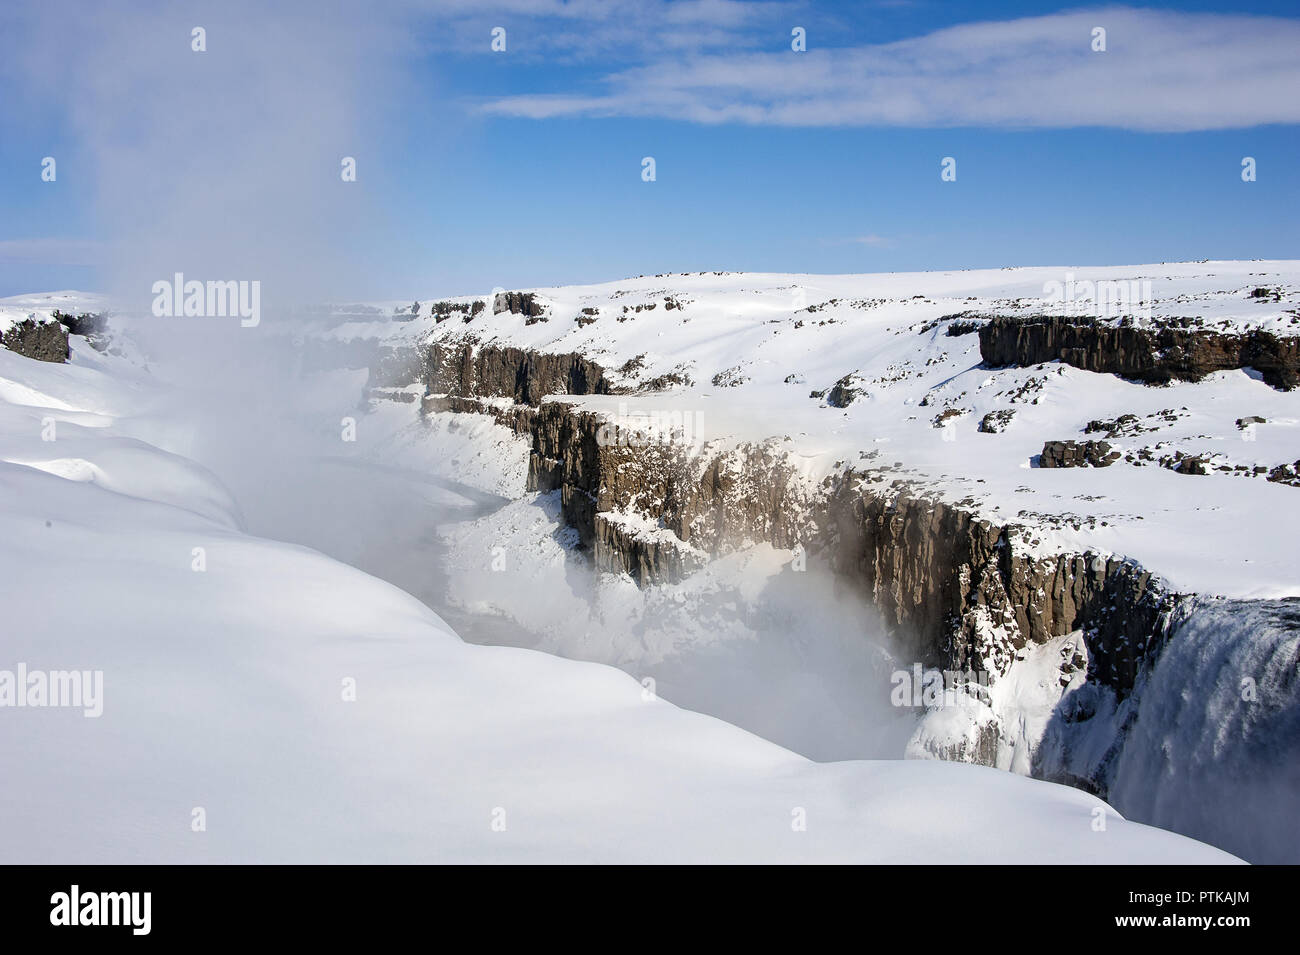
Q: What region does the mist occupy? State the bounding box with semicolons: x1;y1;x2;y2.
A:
0;1;920;765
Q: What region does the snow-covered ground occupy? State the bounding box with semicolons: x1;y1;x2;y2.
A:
0;289;1240;863
344;260;1299;862
383;260;1300;599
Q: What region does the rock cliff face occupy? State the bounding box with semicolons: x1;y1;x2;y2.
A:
492;291;546;318
2;318;69;363
978;315;1300;390
421;343;1173;698
822;480;1174;694
426;343;614;404
423;392;812;585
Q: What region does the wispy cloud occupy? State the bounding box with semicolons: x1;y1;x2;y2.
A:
479;7;1300;131
416;0;791;60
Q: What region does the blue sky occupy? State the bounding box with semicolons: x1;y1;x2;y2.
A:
1;0;1298;300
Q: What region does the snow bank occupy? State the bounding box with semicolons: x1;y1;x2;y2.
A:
0;292;1235;863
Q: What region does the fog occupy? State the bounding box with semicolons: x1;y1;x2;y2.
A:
1;0;914;763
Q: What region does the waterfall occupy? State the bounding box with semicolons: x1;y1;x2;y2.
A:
1109;597;1300;863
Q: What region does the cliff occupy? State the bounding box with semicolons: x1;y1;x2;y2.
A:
978;314;1300;389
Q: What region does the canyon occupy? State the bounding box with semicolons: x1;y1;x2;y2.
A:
370;263;1299;861
5;262;1297;862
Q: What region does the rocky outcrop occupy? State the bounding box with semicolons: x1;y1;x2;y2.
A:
428;300;476;322
979;410;1014;433
826;373;868;408
594;514;707;583
1267;460;1300;486
424;384;1171;696
51;309;107;338
1085;414;1144;438
979;315;1300;390
1174;455;1210;476
425;343;614;404
493;291;546;319
823;481;1174;694
2;319;69;363
1039;440;1121;468
423;393;814;584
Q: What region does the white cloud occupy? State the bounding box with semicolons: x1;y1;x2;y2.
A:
414;0;789;60
479;7;1300;131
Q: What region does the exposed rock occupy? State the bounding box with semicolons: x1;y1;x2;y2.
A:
424;343;1188;704
430;300;472;323
1085;414;1141;438
932;408;964;429
1039;440;1120;469
425;343;614;404
423;394;814;580
978;410;1015;433
827;373;867;408
1236;415;1266;430
945;319;983;337
638;371;693;392
1266;461;1300;487
711;366;749;388
51;309;107;338
979;314;1300;390
493;291;546;318
2;318;69;363
52;309;112;352
824;480;1173;694
594;515;706;584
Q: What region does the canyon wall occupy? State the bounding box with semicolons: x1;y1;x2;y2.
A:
977;314;1300;389
420;343;1175;697
426;342;615;404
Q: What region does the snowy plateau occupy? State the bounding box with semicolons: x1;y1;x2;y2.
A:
3;261;1296;864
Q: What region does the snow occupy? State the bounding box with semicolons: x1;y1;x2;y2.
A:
0;290;109;335
380;260;1300;600
0;289;1238;863
908;632;1092;774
